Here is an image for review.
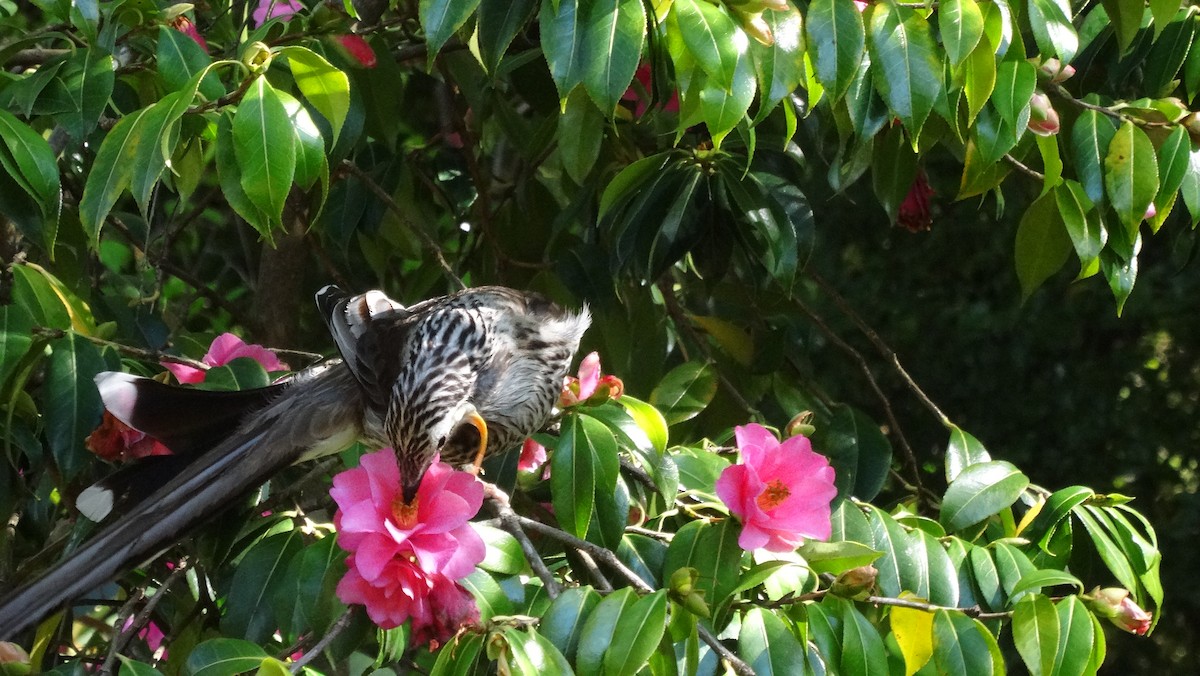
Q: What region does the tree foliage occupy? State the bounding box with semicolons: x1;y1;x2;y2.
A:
0;0;1193;672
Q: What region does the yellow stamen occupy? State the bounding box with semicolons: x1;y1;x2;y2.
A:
392;496;420;529
756;479;791;511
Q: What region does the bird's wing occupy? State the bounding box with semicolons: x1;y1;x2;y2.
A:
316;285;415;411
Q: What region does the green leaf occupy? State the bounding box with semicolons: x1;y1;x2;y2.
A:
477;0;538;74
580;0;646;114
1027;485;1094;549
1100;245;1139;315
839;599;889;675
940;0;984;68
130;90;195;216
671;0;742;93
945;425;991;483
871;122;918;225
599;152;675;221
941;460;1030;531
1152;125;1190;230
576;587;638;674
282;46;351;146
221;530;303;642
0;108;60;244
992;59;1035;128
78;105;154;247
233;78;296;229
58;47;113;140
662;519;744;620
215;112;271;237
118;657;163;676
430;633;485;676
671;446;730;494
182;638;269;676
502;627;574;674
1027;0;1078;62
1100;0;1143;54
1057;181;1105;275
1143;15;1196;97
867;2;942;138
540;0;586;99
962;34;996;125
864;505;907;597
932;610;1004;675
902;528;961;607
604;590;668;676
461;569;514;620
1104;121;1159;239
287;535;344;634
815;404;892;502
619;395;668;455
649;362;717;425
278;90;328;193
845;56;888;138
1014;191;1072;301
740;607;806;676
806;0;865;102
1150;0;1182;36
992;541;1038;600
475;524;526;575
156;25;223;99
1071;110;1118;206
1053;596;1097;676
541;585;601;661
420;0;483;63
1014;594;1060;676
551;415;597;538
752;7;804;116
0;304;34;391
968;546;1004;610
797;540;884;575
43;333;107;481
1011;569;1084;598
559;88;604;183
891;602;934;676
698;50;756;146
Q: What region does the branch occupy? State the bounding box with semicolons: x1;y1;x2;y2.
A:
482;484;563;599
1003;154;1046;182
100;558;189;674
31;327;208;370
288;608;354;673
339;161;465;290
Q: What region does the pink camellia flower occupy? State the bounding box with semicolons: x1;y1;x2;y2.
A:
330;449;485;642
252;0;304;26
170;16;208;53
560;352;624;406
162;333;288;384
1087;587;1153;636
518;437;548;472
86;411;172;462
715;423;837;552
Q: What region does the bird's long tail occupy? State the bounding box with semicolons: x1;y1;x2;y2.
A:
0;365;362;640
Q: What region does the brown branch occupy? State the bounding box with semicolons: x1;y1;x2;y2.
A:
31;327;208;369
1003;154;1046;182
100;558;189;674
288;608;354;673
4;48;70;68
339;161;465;290
482;484;563;599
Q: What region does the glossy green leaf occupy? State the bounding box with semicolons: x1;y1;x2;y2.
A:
233;77;297;228
0;108;60;244
1011;569;1084;599
945;425;991;483
845;57;888;138
992;60;1035;128
1071;110;1118;206
973;103;1020;166
649;361;718;425
806;0;864;101
43;333;107;481
940;0;984;67
604;590;667;676
78;105;154;247
816;404;893;502
540;0;586;99
1100;0;1143;54
619;395;668;455
867;3;942;137
992;541;1038;600
156;25;223;99
475;524;526;575
1057;181;1105;275
130;90;195;216
1053;596;1097;676
932;610;1004;675
698;50;756;146
671;445;730;494
1149;0;1180;35
580;0;646;113
221;530;303;642
1152;125;1189;229
430;633;485;676
740;607;805;676
662;519;744;618
968;545;1004;610
215;111;270;235
462;569;513;620
118;657;163;676
0;304;34;390
1100;245;1139;315
1104;121;1159;238
671;0;742;93
576;587;638;675
477;0;538;73
541;585;601;661
182;638;269;676
941;460;1030;531
864;505;907;597
902;528;960;606
286;534;344;634
420;0;483;63
751;7;803;118
1027;0;1078;62
1013;594;1060;676
839;600;889;675
962;34;995;125
599;152;675;220
559;88;604;183
1014;191;1072;301
1143;15;1196;97
281;46;350;145
58;47;113;140
551;415;597;538
797;540;884;575
501;627;574;674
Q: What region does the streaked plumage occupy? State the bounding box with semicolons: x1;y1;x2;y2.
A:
0;286;589;639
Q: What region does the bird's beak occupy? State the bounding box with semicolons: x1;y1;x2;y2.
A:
401;476;422;504
464;410;488;475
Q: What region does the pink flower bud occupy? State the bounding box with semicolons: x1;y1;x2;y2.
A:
170;16;208;53
336;34;377;68
0;642;30;676
1086;588;1153;636
1027;91;1060;136
1144;203;1157;221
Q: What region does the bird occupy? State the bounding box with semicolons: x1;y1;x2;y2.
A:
0;285;590;639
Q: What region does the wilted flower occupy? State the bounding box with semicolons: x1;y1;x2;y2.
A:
715;423;837;552
86;411;172;462
1028;90;1060;137
162;333;288;384
170;16;207;53
252;0;304;26
897;170;934;233
621;64;680;118
1087;587;1152;636
560;352;623;406
331;449;485;642
830;565;878;599
518;437;548;472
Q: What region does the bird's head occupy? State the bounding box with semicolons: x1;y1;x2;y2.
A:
395;402;488;505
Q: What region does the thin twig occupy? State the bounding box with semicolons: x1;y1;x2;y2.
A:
32;327;208;369
696;623;755;676
289;608;354;673
482;484;563;598
1002;154;1045;182
511;515;652;593
101;558;190;674
340;161;465;290
574;550;613;592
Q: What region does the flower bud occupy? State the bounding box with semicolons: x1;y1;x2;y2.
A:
785;411;815;438
0;642;30;676
733;9;774;46
668;567;711;617
595;375;625;400
241;41;273;72
1144;203;1157;221
1027;91;1060;136
1085;587;1152;636
334;34;377;68
830;565;877;600
1037;58;1076;84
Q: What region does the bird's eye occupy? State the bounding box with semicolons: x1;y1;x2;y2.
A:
436;435;447;448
